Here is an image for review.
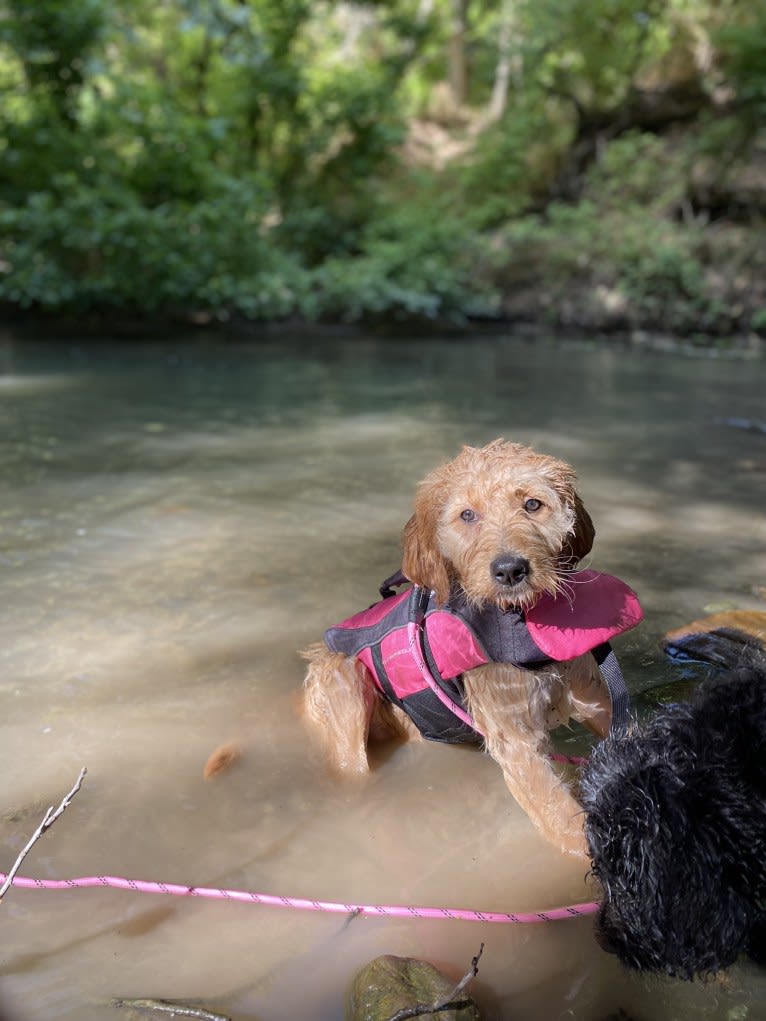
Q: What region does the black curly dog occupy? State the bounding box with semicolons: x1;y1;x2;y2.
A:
581;629;766;979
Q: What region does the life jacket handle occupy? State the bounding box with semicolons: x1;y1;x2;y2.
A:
379;569;409;599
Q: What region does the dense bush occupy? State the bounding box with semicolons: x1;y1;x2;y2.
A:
311;203;497;324
0;173;310;319
488;130;763;335
0;171;496;326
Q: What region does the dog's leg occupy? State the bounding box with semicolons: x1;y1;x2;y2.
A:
465;664;589;858
498;735;588;853
559;654;612;739
493;734;588;857
302;648;376;775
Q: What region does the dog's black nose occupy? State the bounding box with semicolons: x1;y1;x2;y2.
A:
491;554;530;587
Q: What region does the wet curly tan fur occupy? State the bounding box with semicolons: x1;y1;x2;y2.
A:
302;439;612;858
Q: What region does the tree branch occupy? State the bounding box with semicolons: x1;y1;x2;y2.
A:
110;997;231;1021
0;767;87;902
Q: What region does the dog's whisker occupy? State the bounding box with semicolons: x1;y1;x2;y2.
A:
550;574;576;608
557;570;600;586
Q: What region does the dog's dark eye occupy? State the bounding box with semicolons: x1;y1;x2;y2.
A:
524;498;543;513
460;509;477;523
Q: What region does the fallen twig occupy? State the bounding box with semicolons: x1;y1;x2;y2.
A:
385;944;484;1021
386;997;475;1020
445;942;484;1002
0;767;87;902
110;997;231;1020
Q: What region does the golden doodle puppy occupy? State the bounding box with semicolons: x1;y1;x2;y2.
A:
302;439;642;858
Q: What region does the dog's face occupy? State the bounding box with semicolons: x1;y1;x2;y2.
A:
401;439;594;608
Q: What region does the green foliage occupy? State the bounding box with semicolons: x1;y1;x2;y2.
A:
489;131;738;334
751;309;766;335
517;0;669;114
0;0;420;320
455;104;567;229
0;172;309;319
582;132;686;212
717;7;766;122
0;0;762;331
0;169;496;326
0;0;105;122
312;202;497;324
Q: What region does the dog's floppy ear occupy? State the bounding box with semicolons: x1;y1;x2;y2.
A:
559;493;595;569
401;479;452;605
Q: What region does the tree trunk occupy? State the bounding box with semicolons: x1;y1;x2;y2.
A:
448;0;469;106
487;0;520;123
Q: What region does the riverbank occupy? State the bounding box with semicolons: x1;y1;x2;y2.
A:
3;312;763;363
2;183;763;350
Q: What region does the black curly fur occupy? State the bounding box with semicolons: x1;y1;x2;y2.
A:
581;646;766;979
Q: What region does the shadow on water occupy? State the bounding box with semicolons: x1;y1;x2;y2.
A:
1;332;765;1020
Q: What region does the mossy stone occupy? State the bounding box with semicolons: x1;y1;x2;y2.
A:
346;954;480;1021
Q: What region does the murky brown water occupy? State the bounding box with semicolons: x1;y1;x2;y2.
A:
1;331;765;1021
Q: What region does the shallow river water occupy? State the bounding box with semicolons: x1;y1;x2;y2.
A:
1;331;765;1021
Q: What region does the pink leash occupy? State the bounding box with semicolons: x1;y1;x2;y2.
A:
407;616;477;731
0;872;598;923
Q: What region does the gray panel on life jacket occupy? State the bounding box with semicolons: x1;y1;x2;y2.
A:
324;593;410;657
453;598;551;667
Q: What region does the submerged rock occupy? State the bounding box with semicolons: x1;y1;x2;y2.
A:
347;954;480;1021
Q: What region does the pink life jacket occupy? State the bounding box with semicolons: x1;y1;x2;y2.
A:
324;570;643;744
